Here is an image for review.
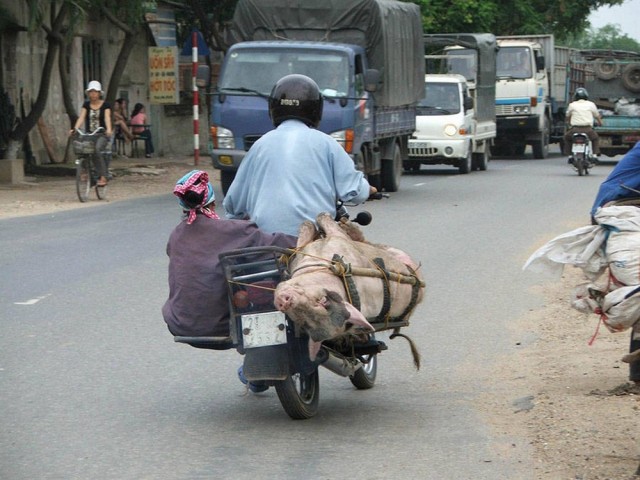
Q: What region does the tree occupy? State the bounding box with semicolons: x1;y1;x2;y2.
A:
416;0;626;41
565;24;640;52
4;1;73;160
178;0;236;53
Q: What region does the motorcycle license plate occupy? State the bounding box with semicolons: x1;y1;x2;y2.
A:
241;311;287;348
571;144;586;153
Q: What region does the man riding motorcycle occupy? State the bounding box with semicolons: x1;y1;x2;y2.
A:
563;87;603;163
222;73;377;236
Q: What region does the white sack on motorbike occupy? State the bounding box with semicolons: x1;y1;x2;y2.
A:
522;225;607;278
523;205;640;279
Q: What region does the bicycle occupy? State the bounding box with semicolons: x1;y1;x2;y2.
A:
72;127;110;202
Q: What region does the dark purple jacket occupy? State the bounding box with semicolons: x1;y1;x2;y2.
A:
162;213;296;337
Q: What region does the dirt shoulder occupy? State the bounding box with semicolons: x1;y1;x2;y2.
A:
1;163;638;479
0;159;217;219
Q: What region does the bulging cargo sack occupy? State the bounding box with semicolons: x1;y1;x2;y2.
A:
593;285;640;333
606;230;640;286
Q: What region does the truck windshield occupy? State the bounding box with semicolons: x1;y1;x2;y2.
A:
443;48;477;83
497;47;532;79
417;83;460;115
219;49;349;97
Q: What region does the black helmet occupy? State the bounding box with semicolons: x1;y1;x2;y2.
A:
574;87;589;100
269;74;323;128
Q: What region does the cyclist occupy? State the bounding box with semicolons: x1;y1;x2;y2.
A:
70;80;113;186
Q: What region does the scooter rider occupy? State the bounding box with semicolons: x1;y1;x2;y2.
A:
563;87;603;163
223;73;377;236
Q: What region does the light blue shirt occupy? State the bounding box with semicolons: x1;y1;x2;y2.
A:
223;120;371;236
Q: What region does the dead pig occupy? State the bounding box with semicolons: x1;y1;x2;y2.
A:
274;212;424;361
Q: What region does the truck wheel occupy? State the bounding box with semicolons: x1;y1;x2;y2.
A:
622;63;640;93
367;173;382;191
220;171;235;195
381;143;402;192
458;145;472;174
532;117;550;159
594;58;619;80
472;143;489;171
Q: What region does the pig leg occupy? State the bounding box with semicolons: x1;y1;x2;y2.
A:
296;220;318;249
316;212;352;240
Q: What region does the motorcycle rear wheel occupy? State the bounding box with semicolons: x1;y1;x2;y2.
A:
576;154;585;176
275;368;319;420
349;354;377;390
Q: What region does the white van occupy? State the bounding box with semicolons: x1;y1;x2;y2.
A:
407;73;495;174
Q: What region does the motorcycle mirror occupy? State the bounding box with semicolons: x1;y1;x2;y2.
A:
354;211;372;226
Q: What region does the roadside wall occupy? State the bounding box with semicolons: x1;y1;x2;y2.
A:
1;3;210;165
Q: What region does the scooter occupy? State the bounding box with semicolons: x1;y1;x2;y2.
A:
569;132;596;176
173;205;391;420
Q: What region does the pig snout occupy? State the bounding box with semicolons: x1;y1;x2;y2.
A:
274;288;293;312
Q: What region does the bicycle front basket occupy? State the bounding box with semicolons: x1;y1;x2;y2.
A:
73;138;98;155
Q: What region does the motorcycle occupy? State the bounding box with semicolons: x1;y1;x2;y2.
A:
569;132;596;176
173;202;393;420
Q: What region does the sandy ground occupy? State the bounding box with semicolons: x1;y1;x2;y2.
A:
1;161;639;479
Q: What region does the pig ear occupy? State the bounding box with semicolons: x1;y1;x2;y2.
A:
342;302;375;332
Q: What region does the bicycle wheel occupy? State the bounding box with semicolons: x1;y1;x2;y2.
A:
96;182;108;200
76;157;91;202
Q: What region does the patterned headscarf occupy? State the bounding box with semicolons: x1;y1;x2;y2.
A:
173;170;220;224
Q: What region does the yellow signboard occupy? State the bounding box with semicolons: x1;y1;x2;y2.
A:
149;46;179;104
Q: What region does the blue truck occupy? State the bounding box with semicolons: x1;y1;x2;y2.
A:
208;0;424;193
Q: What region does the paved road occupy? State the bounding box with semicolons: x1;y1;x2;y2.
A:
0;151;613;479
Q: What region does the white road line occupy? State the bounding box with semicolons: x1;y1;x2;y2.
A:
14;294;51;305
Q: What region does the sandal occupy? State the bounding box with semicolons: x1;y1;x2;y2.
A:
97;177;108;187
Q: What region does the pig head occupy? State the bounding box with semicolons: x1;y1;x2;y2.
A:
274;212;424;360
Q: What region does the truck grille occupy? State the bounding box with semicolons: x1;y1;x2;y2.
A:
243;135;261;151
409;146;438;157
496;105;514;116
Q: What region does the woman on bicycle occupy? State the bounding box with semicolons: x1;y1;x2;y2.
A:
70;80;112;186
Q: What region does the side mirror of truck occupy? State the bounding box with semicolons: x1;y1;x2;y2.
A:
463;96;474;111
536;56;545;71
364;69;381;92
196;65;211;88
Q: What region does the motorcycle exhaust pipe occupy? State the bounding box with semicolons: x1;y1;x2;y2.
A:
316;348;361;377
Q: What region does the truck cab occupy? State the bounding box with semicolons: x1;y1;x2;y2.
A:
407;34;497;174
494;37;551;158
407;74;477;173
211;41;376;193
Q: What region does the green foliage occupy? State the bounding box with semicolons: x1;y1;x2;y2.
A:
564;24;640;52
415;0;626;40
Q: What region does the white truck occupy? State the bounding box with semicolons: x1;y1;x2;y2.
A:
406;34;497;173
493;34;573;158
